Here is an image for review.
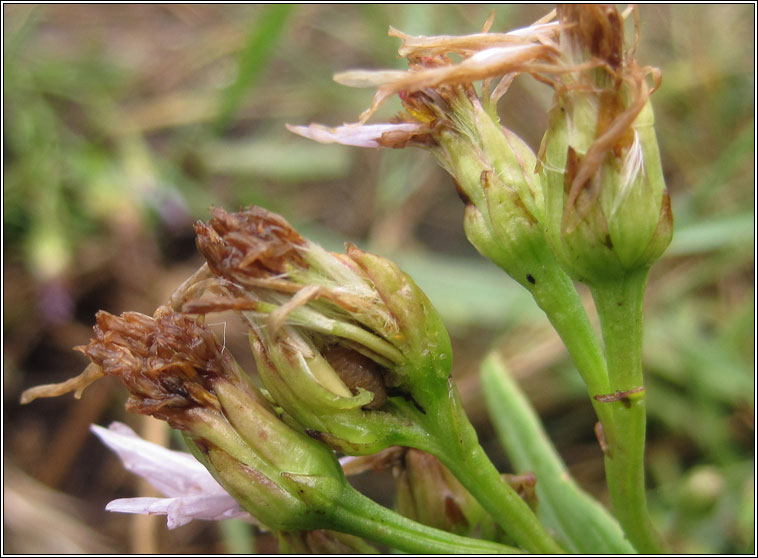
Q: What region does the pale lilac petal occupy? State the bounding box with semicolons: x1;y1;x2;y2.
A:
106;496;251;529
91;423;216;497
91;422;250;529
286;122;424;148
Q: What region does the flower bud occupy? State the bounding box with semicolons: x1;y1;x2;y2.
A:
395;448;498;539
538;5;673;284
190;207;454;455
502;472;538;514
427;90;558;289
394;449;539;543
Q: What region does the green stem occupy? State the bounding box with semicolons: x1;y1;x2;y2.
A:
408;390;566;554
328;483;522;554
525;254;615;441
591;269;663;554
440;442;565;554
480;352;635;554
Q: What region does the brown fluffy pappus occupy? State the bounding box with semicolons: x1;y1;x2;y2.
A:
75;309;227;427
195;206;308;284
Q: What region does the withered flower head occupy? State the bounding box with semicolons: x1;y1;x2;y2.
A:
188;206;454;455
74;310;227;428
286;12;569;290
288;6;672;285
288;13;563;148
20;309;229;420
23;307;348;533
195;206;308;288
191;207;418;359
538;5;673;282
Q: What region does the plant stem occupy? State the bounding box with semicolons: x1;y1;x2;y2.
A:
480;352;635;554
438;432;565;554
408;389;566;554
525;256;615;441
328;483;522;554
591;269;663;554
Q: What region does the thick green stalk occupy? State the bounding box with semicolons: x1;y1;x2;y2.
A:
406;391;566;554
591;269;663;554
328;483;522;554
525;255;615;440
436;440;565;554
480;352;635;554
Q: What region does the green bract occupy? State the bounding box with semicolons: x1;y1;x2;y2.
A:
540;96;673;284
432;95;557;291
184;379;346;532
538;6;673;285
192;206;454;455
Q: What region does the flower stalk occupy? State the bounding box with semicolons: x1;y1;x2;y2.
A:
481;353;635;554
288;14;617;468
293;473;521;555
591;270;662;554
22;306;520;554
412;404;564;553
188;206;563;554
536;6;672;551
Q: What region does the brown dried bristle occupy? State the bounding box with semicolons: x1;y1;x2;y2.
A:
596;89;635;155
75;309;226;427
195;206;308;283
378;127;437;149
558;4;623;70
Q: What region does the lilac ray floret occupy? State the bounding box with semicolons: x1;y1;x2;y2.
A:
286;122;423;148
91;422;250;529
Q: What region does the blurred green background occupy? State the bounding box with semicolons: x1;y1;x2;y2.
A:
3;4;754;554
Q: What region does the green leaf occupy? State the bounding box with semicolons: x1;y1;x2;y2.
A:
668;212;753;256
216;5;295;131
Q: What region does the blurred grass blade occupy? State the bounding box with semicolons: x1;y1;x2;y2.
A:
219;519;256;554
216;4;295;131
202;135;353;181
667;212;753;256
690;124;754;210
480;352;635;554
